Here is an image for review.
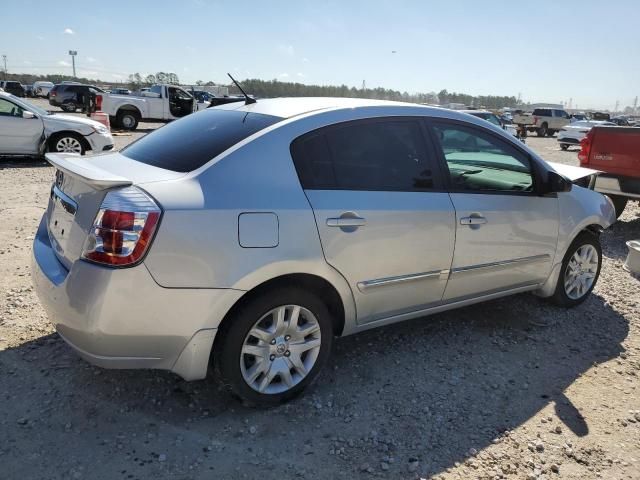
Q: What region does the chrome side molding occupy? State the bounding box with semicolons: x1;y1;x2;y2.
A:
357;269;443;293
451;254;551;276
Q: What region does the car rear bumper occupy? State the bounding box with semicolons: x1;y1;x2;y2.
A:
594;174;640;199
31;215;244;380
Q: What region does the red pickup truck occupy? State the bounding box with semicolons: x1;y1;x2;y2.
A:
579;126;640;218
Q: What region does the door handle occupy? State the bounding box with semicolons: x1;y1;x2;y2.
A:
460;216;487;226
327;217;367;227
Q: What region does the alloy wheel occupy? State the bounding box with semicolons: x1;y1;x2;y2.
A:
240;305;322;394
55;137;83;154
564;244;599;300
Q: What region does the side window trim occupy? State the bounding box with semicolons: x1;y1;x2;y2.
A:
423;117;542;197
290;116;448;192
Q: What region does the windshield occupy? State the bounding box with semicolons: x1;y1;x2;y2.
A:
121;108;282;172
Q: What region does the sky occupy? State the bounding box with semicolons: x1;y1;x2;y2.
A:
2;0;639;110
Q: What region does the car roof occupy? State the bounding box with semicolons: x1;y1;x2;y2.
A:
462;110;492;115
213;96;452;119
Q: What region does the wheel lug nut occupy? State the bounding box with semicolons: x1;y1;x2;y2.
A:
269;354;275;361
270;339;276;345
284;335;291;341
285;351;290;357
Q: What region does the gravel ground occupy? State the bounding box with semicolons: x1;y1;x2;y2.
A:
0;100;639;479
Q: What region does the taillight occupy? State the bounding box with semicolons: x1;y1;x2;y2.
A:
51;91;57;97
81;187;161;267
95;94;103;111
533;116;538;124
578;131;593;165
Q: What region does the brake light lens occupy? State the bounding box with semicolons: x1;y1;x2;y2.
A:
533;116;538;124
578;131;593;165
81;187;161;267
95;94;103;111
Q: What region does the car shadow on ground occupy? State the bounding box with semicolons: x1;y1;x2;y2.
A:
0;157;50;169
0;288;629;479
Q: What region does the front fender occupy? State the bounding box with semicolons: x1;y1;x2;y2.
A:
535;187;614;298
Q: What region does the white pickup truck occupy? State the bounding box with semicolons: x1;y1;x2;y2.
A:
97;84;198;130
512;107;571;138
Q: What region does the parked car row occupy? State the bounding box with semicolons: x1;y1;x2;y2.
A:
0;80;56;98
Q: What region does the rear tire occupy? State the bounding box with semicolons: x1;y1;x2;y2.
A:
549;231;602;308
546;129;555;137
560;144;569;151
214;287;334;406
607;195;628;219
116;110;139;130
537;123;548;137
61;101;77;112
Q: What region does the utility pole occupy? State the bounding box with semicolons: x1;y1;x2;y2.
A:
68;50;77;78
615;100;619;113
2;55;6;80
634;96;638;115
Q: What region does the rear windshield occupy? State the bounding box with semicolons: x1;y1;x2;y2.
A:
121;109;282;172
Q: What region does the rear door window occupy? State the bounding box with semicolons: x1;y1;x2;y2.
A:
291;118;440;191
121;109;282;172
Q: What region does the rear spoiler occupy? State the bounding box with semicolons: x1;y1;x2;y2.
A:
45;153;133;190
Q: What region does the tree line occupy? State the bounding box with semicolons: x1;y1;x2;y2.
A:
225;79;520;109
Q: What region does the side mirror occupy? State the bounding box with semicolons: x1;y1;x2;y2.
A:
543;171;572;194
22;110;36;119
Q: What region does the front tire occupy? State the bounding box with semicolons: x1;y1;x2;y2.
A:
549;232;602;307
215;287;334;406
560;143;569;151
48;132;87;155
607;195;628;219
537;123;548;137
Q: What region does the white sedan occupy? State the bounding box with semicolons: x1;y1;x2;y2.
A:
558;120;615;150
0;92;113;156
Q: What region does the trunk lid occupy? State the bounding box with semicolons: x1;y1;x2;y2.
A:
44;152;183;269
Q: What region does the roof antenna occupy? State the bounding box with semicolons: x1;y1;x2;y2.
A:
227;73;256;105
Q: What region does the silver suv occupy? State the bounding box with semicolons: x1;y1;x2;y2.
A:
32;98;615;405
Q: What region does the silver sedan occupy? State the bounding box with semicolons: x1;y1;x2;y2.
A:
32;98;615;405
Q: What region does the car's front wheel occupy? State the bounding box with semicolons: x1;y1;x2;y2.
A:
537;123;548;137
560;143;569;151
550;232;602;307
215;287;333;406
48;133;87;155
